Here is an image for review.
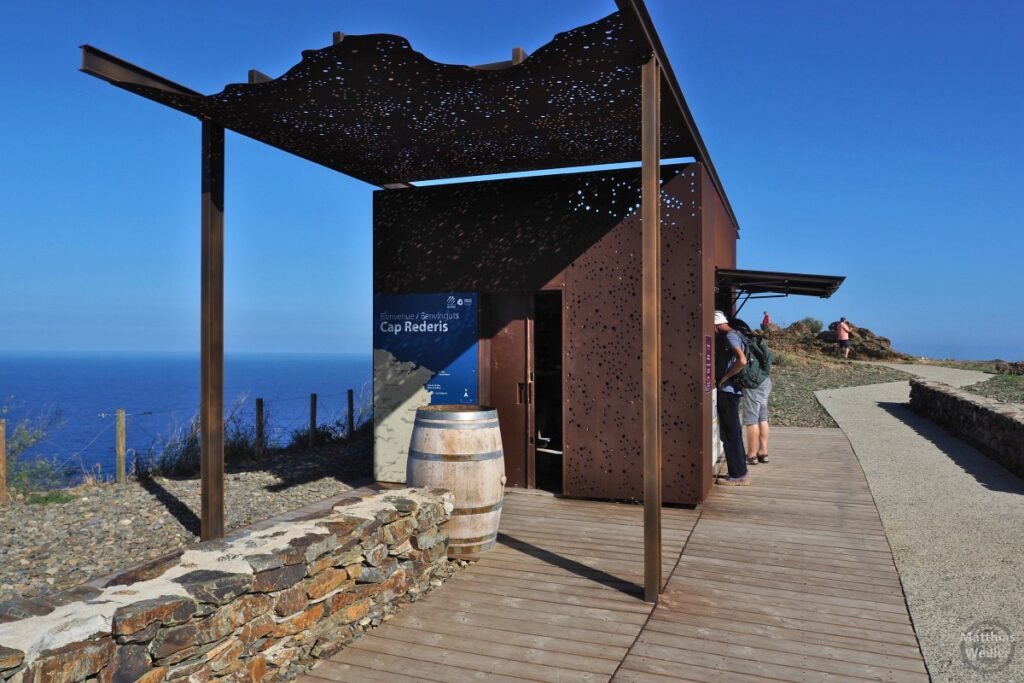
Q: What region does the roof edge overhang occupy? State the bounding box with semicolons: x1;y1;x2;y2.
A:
716;268;846;299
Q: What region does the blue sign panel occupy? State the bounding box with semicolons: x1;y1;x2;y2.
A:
373;293;478;404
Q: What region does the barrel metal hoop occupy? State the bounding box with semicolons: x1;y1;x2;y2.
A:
415;409;498;421
408;448;503;462
448;531;499;546
450;501;504;515
413;419;499;430
449;539;497;555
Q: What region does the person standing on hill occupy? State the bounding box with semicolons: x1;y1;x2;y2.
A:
761;311;772;332
714;310;750;486
837;317;852;359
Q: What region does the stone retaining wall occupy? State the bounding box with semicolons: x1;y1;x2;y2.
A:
0;488;454;683
909;379;1024;478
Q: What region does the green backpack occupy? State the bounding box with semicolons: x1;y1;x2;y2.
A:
736;333;773;389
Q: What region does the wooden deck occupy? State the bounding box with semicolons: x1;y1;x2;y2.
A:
300;427;929;683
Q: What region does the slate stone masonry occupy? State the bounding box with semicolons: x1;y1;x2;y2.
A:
909;379;1024;478
0;488;454;683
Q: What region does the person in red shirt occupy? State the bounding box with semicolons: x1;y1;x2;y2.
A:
760;311;771;332
837;317;852;359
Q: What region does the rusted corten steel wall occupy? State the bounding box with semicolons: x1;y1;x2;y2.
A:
707;169;738;315
374;164;730;504
701;167;740;500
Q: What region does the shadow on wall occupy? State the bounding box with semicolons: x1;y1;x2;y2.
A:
877;401;1024;497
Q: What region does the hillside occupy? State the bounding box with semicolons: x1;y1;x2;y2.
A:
767;318;910;362
758;317;1021;425
757;318;911;427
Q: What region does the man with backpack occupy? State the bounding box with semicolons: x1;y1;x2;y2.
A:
714;310;750;486
737;325;774;466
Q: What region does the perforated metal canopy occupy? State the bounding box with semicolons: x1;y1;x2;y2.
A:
80;1;737;227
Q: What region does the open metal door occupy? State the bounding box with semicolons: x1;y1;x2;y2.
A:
483;293;534;488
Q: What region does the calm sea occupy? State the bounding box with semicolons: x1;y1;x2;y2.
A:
0;352;371;483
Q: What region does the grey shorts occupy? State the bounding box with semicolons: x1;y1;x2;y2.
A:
740;377;772;426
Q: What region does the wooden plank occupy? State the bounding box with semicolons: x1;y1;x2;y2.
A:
450;572;651;610
393;610;633;660
415;606;639;648
331;646;527;683
643;617;928;674
472;555;643;588
647;607;925;658
302;660;426;683
627;640;922;683
347;635;603;683
370;623;620;674
635;631;929;683
667;576;914;623
619;654;770;683
683;539;899;573
115;408;126;484
661;589;920;640
682;548;899;583
676;554;904;594
671;564;909;605
612;670;706;683
427;591;643;636
435;585;651;625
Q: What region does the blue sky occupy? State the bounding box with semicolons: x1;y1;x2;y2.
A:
1;1;1021;359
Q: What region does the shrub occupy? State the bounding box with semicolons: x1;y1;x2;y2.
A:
26;491;76;505
796;317;824;334
0;404;70;494
149;396;258;477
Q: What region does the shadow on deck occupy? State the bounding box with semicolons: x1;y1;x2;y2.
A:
300;427;929;682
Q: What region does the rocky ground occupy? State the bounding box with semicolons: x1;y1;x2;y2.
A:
767;319;910;362
0;434;372;602
760;321;913;427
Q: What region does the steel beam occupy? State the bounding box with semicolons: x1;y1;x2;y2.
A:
80;45;200;111
641;56;662;603
200;122;225;541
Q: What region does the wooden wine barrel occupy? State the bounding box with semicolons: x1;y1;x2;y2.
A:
407;405;505;558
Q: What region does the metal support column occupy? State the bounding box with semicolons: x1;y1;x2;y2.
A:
200;122;225;541
641;56;662;603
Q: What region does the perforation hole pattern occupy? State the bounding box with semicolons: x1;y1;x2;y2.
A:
121;11;695;185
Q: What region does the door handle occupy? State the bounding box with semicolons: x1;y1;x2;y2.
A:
516;382;526;405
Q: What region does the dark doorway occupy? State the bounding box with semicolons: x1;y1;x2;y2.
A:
534;290;563;493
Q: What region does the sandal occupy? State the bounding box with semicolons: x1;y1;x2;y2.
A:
746;456;759;466
757;454;770;464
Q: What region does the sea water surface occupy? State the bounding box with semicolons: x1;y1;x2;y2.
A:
0;352;371;482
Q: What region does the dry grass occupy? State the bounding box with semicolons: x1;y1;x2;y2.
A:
769;353;910;427
911;358;1005;374
963;374;1024;405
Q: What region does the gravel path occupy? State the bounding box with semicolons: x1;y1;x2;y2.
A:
0;436;371;602
816;364;1024;682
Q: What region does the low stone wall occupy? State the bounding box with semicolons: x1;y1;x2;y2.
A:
0;488;454;683
909;379;1024;478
